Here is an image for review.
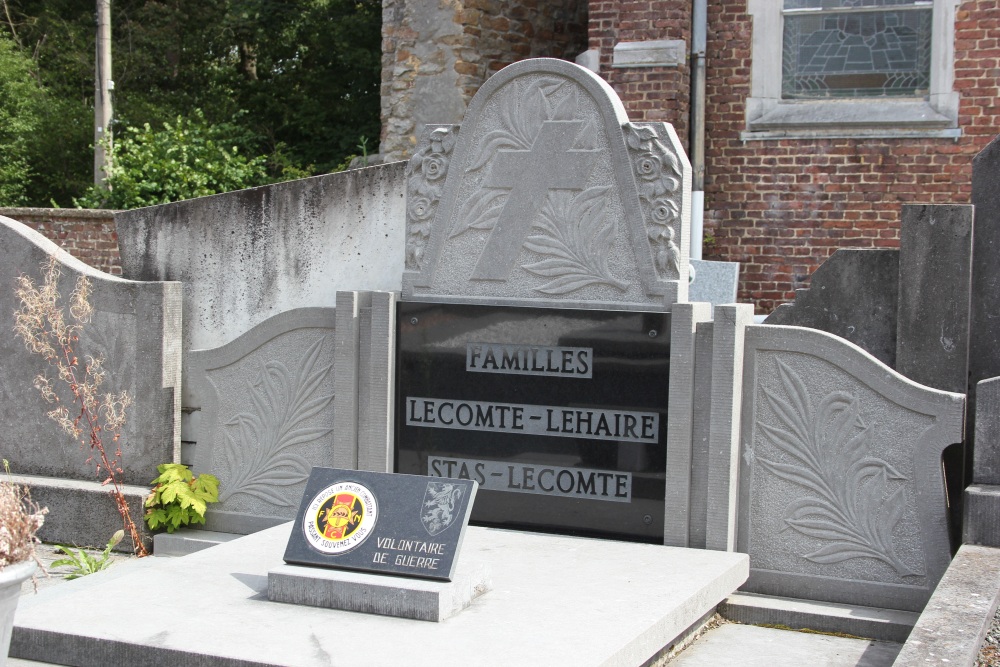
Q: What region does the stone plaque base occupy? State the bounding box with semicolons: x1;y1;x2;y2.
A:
268;563;491;622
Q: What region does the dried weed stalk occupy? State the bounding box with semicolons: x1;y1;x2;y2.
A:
13;257;148;557
0;480;46;570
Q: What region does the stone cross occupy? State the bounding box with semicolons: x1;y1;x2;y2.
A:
470;120;599;281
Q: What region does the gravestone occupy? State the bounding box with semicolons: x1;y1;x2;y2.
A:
394;57;694;543
0;215;181;550
688;259;740;315
764;249;898;368
0;216;181;483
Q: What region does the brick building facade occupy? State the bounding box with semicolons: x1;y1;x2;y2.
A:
381;0;999;314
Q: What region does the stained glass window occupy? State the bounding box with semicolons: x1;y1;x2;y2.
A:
782;0;933;99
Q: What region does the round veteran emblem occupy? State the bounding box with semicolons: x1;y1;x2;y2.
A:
302;481;379;554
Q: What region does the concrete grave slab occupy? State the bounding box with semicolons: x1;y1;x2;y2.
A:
0;215;181;485
189;308;337;534
892;544;1000;666
402;58;691;310
670;623;901;667
738;325;964;612
12;523;749;667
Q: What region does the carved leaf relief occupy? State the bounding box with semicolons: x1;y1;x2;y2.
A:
757;358;922;577
218;337;334;507
523;187;627;294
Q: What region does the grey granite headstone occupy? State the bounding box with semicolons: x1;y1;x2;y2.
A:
964;376;1000;546
738;324;964;611
0;215;181;485
968;135;1000;481
189;308;337;534
688;260;739;314
402;58;691;310
764;249;898;368
895;204;973;394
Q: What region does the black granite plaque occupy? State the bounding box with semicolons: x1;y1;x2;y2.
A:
395;302;670;543
282;467;477;581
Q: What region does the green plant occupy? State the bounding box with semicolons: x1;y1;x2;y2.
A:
357;135;370;167
51;530;123;580
144;464;220;533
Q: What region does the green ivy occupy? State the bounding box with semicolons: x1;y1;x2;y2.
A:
144;463;220;533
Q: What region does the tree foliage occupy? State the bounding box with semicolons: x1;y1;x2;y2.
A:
0;34;43;205
75;110;272;209
0;0;381;208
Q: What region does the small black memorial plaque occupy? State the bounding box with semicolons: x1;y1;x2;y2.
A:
395;302;670;543
282;467;477;581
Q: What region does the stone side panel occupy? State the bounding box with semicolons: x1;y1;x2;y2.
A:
0;216;180;485
738;324;964;612
189;308;337;535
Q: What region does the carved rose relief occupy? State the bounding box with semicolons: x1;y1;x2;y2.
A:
624;124;682;280
406;126;458;271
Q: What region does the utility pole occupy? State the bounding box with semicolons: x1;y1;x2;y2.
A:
94;0;112;186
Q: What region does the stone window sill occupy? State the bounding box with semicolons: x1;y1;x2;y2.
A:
743;98;961;141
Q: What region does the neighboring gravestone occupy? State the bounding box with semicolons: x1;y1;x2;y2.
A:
402;57;690;309
0;215;181;484
895;204;973;394
190;308;337;534
394;58;699;544
970;135;1000;400
738;325;964;611
688;259;739;314
964;376;1000;546
764;249;898;368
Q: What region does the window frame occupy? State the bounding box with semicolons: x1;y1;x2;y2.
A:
743;0;961;140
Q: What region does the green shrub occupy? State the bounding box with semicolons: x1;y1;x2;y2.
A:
144;464;219;533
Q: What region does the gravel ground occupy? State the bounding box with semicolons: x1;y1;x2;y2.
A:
977;604;1000;667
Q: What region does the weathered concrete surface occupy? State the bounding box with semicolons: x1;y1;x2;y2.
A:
892;545;1000;666
116;163;406;355
0;215;181;485
12;523;748;667
764;249;898;368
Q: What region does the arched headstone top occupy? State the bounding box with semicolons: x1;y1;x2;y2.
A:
402;58;691;311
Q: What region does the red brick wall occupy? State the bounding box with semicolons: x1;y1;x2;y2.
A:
589;1;691;139
0;208;121;276
590;0;1000;314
